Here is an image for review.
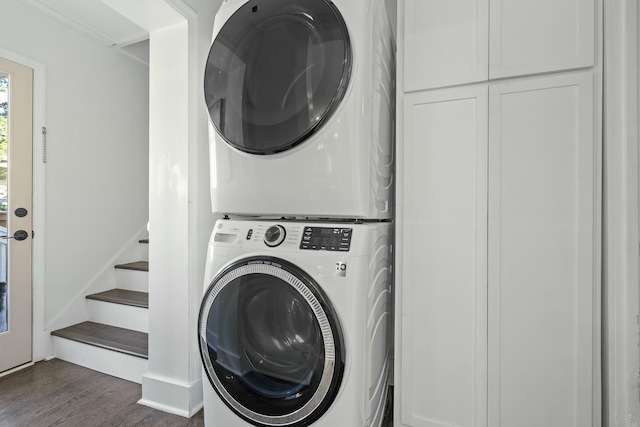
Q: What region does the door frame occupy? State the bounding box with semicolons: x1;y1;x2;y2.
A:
603;0;640;425
0;47;46;367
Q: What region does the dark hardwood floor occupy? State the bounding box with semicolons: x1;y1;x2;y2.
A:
0;358;394;427
0;359;204;427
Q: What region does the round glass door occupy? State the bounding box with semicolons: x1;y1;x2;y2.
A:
198;257;345;426
204;0;351;154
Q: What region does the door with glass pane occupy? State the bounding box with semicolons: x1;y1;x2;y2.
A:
0;57;33;373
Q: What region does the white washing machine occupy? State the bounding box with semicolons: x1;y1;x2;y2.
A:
198;219;393;426
204;0;396;220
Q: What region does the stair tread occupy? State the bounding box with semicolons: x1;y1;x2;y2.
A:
51;321;148;359
114;261;148;272
86;289;148;308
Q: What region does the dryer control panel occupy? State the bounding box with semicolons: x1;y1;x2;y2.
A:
300;227;352;252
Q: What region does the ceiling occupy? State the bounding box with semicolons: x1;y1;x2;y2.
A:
22;0;150;64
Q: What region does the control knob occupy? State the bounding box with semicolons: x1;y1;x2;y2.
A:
264;225;286;247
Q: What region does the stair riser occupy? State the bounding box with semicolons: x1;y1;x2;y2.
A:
139;243;149;263
87;300;148;333
115;269;149;292
53;337;148;384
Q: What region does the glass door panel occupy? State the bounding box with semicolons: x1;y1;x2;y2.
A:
0;57;33;373
0;72;7;333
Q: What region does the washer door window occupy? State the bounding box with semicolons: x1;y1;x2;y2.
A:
199;257;345;426
204;0;351;154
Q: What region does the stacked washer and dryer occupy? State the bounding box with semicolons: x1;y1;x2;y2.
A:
198;0;396;426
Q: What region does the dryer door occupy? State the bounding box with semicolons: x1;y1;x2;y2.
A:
198;256;345;427
204;0;351;155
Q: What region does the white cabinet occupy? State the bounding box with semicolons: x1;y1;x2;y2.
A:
487;72;597;427
490;0;595;78
400;85;488;427
397;2;601;425
403;0;489;91
397;72;600;427
403;0;595;91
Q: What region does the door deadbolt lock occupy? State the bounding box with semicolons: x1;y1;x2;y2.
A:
0;230;29;241
15;208;28;218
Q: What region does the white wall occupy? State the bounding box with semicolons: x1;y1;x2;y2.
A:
108;0;219;416
144;19;194;415
0;0;149;349
2;0;220;415
182;0;221;408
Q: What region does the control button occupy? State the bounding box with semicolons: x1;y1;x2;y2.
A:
264;225;286;247
246;229;253;240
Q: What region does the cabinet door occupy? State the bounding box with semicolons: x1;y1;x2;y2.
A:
399;85;488;427
403;0;489;91
489;0;595;78
488;71;598;427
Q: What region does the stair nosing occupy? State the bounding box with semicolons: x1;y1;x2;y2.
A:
86;289;148;309
114;261;149;272
51;321;148;359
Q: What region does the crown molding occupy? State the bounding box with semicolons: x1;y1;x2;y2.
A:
20;0;148;48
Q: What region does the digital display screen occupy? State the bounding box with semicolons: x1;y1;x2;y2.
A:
300;227;352;251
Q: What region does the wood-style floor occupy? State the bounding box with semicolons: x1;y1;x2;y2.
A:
0;358;394;427
0;359;204;427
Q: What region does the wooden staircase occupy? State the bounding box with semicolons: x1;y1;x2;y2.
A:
51;239;149;384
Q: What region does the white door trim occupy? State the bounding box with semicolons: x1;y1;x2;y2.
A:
603;0;640;425
0;46;46;364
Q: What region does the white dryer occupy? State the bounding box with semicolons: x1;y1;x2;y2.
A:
198;219;392;426
204;0;396;220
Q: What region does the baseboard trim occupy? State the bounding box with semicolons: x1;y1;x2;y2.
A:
139;373;203;418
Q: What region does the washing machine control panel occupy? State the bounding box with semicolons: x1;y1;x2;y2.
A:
213;221;353;252
300;227;352;252
263;225;286;247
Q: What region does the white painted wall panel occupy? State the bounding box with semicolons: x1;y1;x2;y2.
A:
141;0;222;416
0;0;149;337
